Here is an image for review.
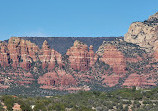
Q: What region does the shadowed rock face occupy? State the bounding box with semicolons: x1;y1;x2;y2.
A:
0;42;10;67
7;37;39;69
98;44;126;74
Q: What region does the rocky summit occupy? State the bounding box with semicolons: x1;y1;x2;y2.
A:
0;12;158;96
124;12;158;52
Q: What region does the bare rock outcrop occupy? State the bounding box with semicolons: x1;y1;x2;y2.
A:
39;40;63;70
0;42;10;67
38;69;77;89
123;73;156;87
124;12;158;51
0;37;63;70
102;74;124;87
148;12;158;21
66;40;97;71
7;37;39;69
97;44;126;74
39;40;52;69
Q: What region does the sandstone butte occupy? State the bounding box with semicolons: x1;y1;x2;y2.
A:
99;44;126;74
0;36;156;90
39;40;63;70
66;40;97;71
0;12;158;90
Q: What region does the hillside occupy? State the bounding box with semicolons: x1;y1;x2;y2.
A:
0;12;158;96
1;87;158;111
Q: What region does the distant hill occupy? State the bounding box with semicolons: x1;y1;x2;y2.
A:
5;37;122;54
0;12;158;96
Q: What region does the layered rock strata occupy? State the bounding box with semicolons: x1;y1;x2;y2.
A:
66;40;97;71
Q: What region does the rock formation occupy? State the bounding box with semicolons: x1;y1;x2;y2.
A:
123;73;156;87
39;40;63;70
148;12;158;21
97;43;126;74
102;74;123;87
38;69;77;89
7;37;40;69
39;40;52;69
1;12;158;93
7;37;21;68
0;37;63;71
124;12;158;52
19;39;32;70
47;49;63;70
66;40;97;71
0;42;10;67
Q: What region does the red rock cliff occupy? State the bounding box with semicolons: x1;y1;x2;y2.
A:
99;44;126;74
0;42;10;67
66;40;97;71
39;40;63;70
0;37;63;70
123;73;156;87
38;69;77;89
7;37;39;70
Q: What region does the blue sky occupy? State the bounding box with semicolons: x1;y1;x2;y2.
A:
0;0;158;41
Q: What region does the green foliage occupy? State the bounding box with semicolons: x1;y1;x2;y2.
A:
52;103;65;111
116;103;123;110
72;105;95;111
20;101;32;111
0;104;4;111
143;100;152;104
133;101;141;108
1;87;158;111
1;95;15;111
34;101;47;111
123;105;129;111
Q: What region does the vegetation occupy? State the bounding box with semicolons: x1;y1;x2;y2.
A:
1;87;158;111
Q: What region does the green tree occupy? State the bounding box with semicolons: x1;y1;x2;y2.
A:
52;103;65;111
1;95;15;111
20;102;32;111
34;102;47;111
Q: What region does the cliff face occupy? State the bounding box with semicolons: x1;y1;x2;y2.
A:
0;37;63;71
123;73;156;87
124;12;158;52
66;40;97;71
148;12;158;21
39;40;63;70
0;36;157;91
38;69;77;90
7;37;39;69
97;44;126;74
0;42;10;67
1;12;158;94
